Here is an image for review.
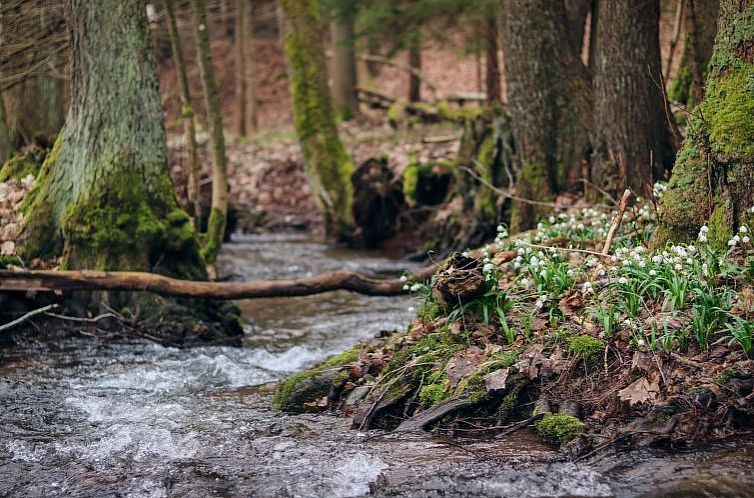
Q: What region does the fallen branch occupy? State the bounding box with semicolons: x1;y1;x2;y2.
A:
0;265;439;300
601;189;632;255
0;303;58;332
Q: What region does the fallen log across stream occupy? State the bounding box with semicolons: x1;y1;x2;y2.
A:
0;265;440;300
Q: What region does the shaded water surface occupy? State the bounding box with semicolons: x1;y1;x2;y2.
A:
1;234;753;497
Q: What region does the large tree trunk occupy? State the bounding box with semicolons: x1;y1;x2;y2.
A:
655;0;754;248
669;0;720;106
330;14;359;119
17;0;204;280
591;0;676;198
408;32;422;103
164;0;202;222
190;0;229;265
501;0;592;232
280;0;354;240
484;6;502;104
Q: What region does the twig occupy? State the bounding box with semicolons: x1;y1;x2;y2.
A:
494;413;545;438
0;304;58;333
601;189;632;255
461;165;559;208
520;242;611;259
43;311;117;323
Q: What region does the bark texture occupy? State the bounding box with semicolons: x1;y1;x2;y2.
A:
280;0;354;240
330;15;359;119
17;0;204;279
0;93;11;163
190;0;229;264
592;0;676;197
656;0;754;248
236;0;258;135
164;0;202;221
9;75;66;147
501;0;592;232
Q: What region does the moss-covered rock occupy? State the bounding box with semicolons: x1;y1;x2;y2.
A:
568;335;606;364
272;346;361;412
535;413;585;446
0;148;45;183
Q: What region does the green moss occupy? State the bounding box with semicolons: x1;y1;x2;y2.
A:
473;136;497;220
436;101;484;122
387;102;406;123
669;63;694;105
707;203;733;251
714;368;737;384
200;208;225;264
0;152;42;182
0;255;21;268
271;345;361;411
419;383;446;406
535;413;585;446
568;335;606;363
702;68;754;159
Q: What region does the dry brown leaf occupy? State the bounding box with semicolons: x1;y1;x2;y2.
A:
446;347;486;388
483;368;509;393
559;291;584;316
618;376;660;406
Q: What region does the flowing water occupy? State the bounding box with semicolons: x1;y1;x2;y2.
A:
1;234;753;498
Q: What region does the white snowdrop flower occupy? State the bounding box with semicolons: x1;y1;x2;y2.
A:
728;238;737;247
549;216;556;223
198;23;206;31
740;226;749;233
743;236;750;244
400;275;407;282
674;263;683;271
622;259;631;267
410;283;422;292
652;255;662;264
734;234;741;242
750;205;754;214
649;269;657;276
537;251;545;258
517;248;526;256
408;306;416;313
662;251;670;258
577;223;585;230
637;338;646;347
567;269;574;276
618;277;628;285
513;261;521;270
582;281;594;294
688;245;697;253
610;256;618;262
521;277;531;288
699;234;708;243
403;284;410;291
686;258;693;265
462;251;470;258
537;222;545;231
701;263;708;276
700;225;710;233
539;269;548;279
638;260;646;268
483;263;495;273
599;268;607;277
530;256;539;266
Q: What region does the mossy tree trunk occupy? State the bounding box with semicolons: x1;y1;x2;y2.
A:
669;0;720;107
190;0;229;265
280;0;355;241
17;0;204;280
330;11;359;120
591;0;676;198
164;0;202;222
656;0;754;248
501;0;592;232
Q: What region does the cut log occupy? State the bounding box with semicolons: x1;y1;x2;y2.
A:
0;265;438;300
394;397;474;432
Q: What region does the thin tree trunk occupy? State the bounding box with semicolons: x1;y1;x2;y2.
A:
17;0;204;280
668;0;719;106
164;0;202;222
236;0;248;137
484;8;501;104
280;0;354;240
408;31;421;103
189;0;229;265
244;0;258;133
655;0;754;248
330;15;359;119
591;0;675;198
501;0;592;232
565;0;592;56
0;92;11;163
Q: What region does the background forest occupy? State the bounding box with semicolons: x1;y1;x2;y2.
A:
0;1;753;496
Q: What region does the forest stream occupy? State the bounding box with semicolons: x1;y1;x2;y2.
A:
1;234;754;498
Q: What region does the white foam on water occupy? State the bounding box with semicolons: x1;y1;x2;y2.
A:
6;440;47;462
324;452;388;498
